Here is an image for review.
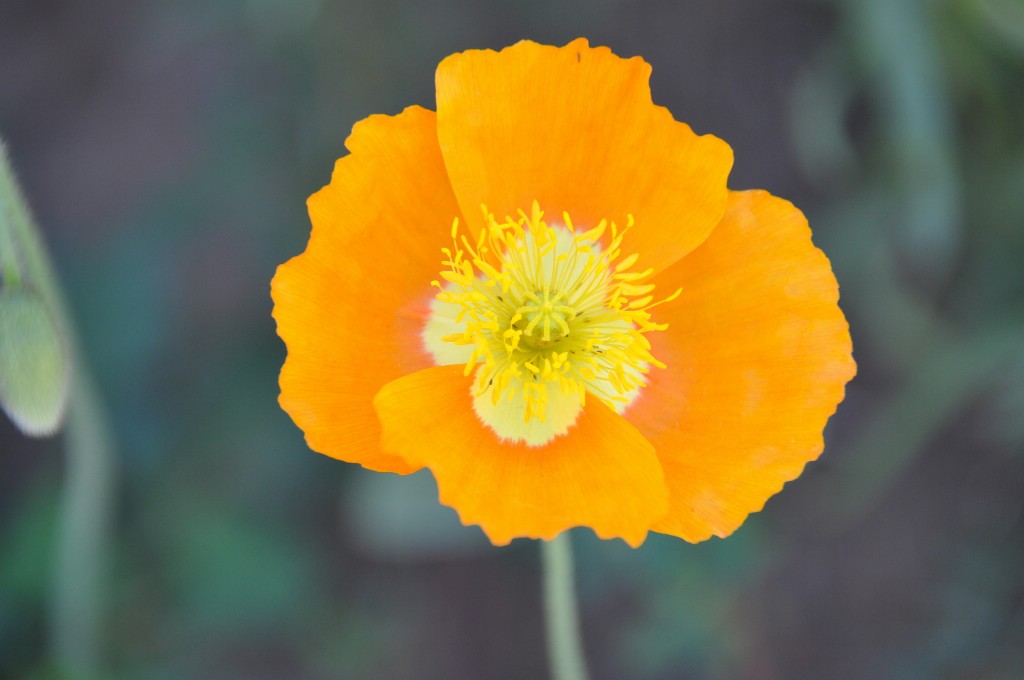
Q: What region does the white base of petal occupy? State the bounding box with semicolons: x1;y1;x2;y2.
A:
422;295;474;365
472;374;583;446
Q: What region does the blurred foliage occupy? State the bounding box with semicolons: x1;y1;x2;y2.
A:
1;0;1023;678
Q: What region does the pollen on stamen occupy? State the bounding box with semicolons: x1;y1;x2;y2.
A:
426;200;680;445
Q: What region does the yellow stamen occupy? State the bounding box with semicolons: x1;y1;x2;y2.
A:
434;201;678;428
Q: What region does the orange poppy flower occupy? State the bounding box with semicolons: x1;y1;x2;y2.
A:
272;38;855;547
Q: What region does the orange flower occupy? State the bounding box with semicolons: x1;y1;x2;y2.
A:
272;39;855;547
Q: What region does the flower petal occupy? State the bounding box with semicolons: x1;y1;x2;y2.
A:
373;365;669;546
435;38;733;274
625;190;856;542
272;106;463;473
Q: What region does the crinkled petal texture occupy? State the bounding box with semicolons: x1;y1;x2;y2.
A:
275;40;855;547
436;38;733;274
373;365;670;547
624;190;856;542
272;106;464;474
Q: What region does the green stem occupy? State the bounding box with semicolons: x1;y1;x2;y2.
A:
542;533;590;680
51;366;115;673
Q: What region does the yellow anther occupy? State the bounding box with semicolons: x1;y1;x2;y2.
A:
433;202;678;423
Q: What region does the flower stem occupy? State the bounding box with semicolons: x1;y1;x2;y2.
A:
542;533;590;680
51;367;115;673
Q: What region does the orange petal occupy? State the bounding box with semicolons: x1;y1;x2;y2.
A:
435;38;733;274
373;365;669;546
272;106;463;474
625;190;856;542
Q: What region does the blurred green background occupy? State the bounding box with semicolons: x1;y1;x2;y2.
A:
2;0;1023;678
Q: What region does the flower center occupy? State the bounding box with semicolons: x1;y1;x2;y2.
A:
425;201;677;445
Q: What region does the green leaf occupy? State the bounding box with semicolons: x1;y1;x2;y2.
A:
0;286;69;436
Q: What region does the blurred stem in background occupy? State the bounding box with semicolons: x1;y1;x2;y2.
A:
847;0;961;289
788;0;1024;523
0;138;116;676
51;371;116;675
543;533;590;680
